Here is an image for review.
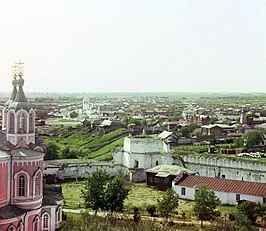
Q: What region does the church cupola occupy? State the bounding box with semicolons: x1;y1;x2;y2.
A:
5;60;36;145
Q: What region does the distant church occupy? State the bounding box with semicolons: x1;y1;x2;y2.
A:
0;62;63;231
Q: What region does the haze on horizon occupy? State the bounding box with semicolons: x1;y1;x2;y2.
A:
0;0;265;93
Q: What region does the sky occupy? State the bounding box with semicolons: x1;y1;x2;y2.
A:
0;0;265;93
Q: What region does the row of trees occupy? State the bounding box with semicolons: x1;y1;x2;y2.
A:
81;169;220;227
44;141;86;160
81;170;265;230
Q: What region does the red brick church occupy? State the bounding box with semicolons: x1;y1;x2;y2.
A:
0;63;63;231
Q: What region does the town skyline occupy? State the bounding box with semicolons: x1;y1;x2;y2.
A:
0;0;265;93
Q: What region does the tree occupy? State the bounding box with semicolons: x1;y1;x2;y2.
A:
147;205;156;217
69;111;78;118
180;127;191;137
234;211;259;231
237;201;265;225
104;176;131;213
244;131;263;149
193;186;220;227
157;188;179;221
82;169;110;215
44;141;59;160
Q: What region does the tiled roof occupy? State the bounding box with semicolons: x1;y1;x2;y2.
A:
176;175;266;197
0;205;25;220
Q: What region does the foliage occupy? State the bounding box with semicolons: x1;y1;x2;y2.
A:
180;124;198;138
104;176;131;213
82;168;110;214
60;212;183;231
233;137;245;148
234;211;259;231
244;131;264;149
146;205;157;217
69;111;78;118
35;109;47;118
42;128;127;160
208;217;235;231
237;201;266;225
193;186;221;227
157;188;179;220
82;169;131;214
44;141;59;160
59;146;79;159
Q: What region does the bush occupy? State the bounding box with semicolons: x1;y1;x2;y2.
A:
147;205;157;217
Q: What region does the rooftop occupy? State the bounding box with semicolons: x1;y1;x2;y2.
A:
176;175;266;197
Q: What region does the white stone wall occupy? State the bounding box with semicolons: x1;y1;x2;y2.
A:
182;155;266;183
43;162;127;180
123;137;169;154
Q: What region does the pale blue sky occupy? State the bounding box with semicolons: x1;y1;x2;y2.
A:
0;0;265;92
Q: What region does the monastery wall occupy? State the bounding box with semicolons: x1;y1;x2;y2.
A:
181;154;266;183
44;161;127;180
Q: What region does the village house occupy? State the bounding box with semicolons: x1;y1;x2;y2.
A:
201;124;236;136
173;174;266;205
145;165;196;191
96;119;125;133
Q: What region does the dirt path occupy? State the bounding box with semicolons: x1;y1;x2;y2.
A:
62;208;210;226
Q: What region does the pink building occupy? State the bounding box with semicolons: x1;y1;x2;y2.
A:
0;65;63;231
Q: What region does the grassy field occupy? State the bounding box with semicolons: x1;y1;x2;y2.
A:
62;179;85;209
62;181;237;219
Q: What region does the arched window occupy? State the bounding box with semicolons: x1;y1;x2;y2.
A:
7;225;16;231
18;113;27;133
29;113;34;133
35;172;41;196
9;113;15;133
18;175;26;196
43;214;49;229
33;217;39;231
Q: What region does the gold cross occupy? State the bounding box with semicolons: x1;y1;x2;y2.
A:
15;59;25;77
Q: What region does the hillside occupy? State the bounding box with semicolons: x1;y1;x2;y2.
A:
41;127;128;161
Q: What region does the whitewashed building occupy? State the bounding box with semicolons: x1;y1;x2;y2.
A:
113;137;176;182
173;175;266;205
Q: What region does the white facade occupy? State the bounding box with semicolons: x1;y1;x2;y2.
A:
173;183;265;205
181;154;266;183
113;137;175;182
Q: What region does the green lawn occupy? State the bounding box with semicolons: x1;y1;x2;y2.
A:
62;179;85;209
62;181;236;219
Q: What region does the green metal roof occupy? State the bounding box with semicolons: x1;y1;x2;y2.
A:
8;102;32;112
146;164;196;176
0;151;9;158
201;124;234;129
11;149;43;158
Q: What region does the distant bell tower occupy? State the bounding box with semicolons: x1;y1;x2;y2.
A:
4;60;35;145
